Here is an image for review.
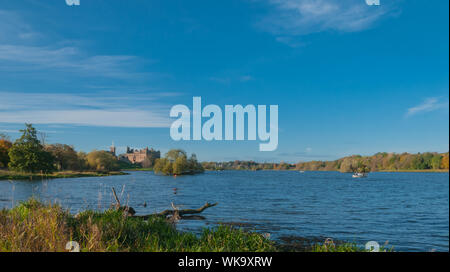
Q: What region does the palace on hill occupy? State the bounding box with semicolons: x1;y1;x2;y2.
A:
108;144;160;164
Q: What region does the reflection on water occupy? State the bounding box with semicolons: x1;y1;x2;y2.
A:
0;171;448;252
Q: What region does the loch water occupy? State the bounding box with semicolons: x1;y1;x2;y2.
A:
0;170;448;252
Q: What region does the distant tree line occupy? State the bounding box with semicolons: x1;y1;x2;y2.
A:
202;152;449;172
296;152;449;172
0;124;120;173
153;149;204;176
202;161;295;171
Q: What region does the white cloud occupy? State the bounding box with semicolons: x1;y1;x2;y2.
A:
275;36;307;47
0;10;39;43
0;10;150;79
258;0;395;42
406;97;449;117
0;10;174;128
0;109;170;128
209;75;255;84
0;44;145;78
0;92;175;127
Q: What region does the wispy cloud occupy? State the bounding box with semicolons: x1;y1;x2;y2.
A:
209;75;254;84
0;10;151;79
0;9;176;128
0;92;176;127
275;36;307;48
257;0;396;45
0;10;40;43
0;44;147;79
406;97;449;117
240;75;254;82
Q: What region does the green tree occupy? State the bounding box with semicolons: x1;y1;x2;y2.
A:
153;158;168;174
45;144;80;170
77;151;88;170
8;124;55;173
153;149;203;175
411;155;427;170
165;149;187;161
162;160;173;174
86;150;119;171
0;139;12;168
431;155;442;170
173;155;186;175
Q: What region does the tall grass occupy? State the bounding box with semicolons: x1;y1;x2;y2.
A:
0;199;275;252
0;199;71;252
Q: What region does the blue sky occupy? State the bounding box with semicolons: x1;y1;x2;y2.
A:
0;0;448;162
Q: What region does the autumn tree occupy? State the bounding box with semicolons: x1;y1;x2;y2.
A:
85;150;119;171
441;153;449;169
0;138;12;169
45;144;81;171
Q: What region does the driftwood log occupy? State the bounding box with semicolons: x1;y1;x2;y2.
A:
135;202;218;220
111;187;217;220
111;187;136;216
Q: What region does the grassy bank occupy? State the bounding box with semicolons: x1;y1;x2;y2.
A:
375;169;449;173
121;168;153;171
205;168;448;173
0;200;370;252
0;170;128;181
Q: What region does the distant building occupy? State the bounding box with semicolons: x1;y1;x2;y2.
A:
107;142;116;156
119;146;160;164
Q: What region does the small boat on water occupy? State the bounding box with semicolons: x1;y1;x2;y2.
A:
299;170;305;173
352;172;368;178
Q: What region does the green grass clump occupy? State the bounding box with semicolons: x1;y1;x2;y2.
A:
311;242;364;252
0;199;275;252
309;238;392;252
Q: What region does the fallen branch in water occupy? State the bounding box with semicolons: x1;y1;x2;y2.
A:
135;202;218;220
111;187;136;216
110;187;217;220
160;202;218;216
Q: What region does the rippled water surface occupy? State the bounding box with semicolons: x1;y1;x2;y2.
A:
0;171;448;251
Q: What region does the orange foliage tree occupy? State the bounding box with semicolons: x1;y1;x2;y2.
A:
0;139;13;168
441;153;449;169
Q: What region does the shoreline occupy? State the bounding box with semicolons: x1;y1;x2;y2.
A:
1;168;447;181
204;169;449;173
0;170;128;181
373;169;449;173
